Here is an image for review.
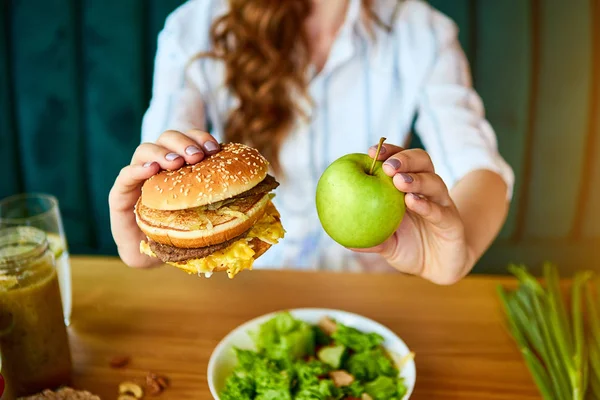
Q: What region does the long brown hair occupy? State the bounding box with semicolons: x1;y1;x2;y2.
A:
199;0;396;174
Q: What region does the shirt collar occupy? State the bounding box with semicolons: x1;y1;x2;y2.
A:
318;0;362;76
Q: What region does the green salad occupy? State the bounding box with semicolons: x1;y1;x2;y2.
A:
220;312;409;400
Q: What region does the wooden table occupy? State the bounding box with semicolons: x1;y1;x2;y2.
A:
67;256;540;399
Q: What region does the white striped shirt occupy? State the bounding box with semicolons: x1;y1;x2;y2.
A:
141;0;515;272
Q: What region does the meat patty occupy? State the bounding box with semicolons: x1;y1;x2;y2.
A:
232;174;279;200
148;231;249;262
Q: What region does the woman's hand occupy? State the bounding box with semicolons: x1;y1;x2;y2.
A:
353;143;473;285
108;129;220;268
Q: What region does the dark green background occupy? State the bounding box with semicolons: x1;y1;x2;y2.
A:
1;0;599;275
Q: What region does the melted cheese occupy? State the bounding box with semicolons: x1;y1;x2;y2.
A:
181;240;256;279
140;202;285;279
247;204;284;244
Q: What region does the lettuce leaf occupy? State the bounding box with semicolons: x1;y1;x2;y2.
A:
331;323;384;352
294;379;343;400
252;312;315;365
342;381;366;397
254;362;292;399
345;348;397;381
221;347;292;400
220;370;255;400
364;376;406;400
295;359;331;388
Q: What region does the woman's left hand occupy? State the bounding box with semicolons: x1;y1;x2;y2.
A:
352;143;473;285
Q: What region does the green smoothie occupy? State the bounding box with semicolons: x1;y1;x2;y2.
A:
0;242;72;398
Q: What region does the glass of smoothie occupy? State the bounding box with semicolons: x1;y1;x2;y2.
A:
0;193;71;326
0;226;72;398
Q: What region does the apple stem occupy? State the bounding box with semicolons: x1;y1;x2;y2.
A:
369;137;387;175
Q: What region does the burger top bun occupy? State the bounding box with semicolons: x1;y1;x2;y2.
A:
140;142;269;211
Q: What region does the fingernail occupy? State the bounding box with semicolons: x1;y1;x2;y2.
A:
143;161;155;168
165;152;181;161
369;145;386;154
411;193;423;200
185;145;202;156
384;158;401;170
400;173;413;183
203;141;219;153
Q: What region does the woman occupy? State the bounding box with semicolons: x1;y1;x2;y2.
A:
109;0;514;284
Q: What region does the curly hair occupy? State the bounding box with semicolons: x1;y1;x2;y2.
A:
199;0;397;174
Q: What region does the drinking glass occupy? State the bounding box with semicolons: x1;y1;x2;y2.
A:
0;194;72;326
0;226;72;397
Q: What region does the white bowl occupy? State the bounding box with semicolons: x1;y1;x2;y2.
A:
208;308;416;399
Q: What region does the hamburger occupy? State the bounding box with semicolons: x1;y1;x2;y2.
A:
134;142;285;278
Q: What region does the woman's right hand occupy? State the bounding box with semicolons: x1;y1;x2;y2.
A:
108;129;220;268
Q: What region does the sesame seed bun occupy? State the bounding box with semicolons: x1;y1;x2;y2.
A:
135;193;271;248
140;142;269;211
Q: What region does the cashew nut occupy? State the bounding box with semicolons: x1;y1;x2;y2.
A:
119;381;144;399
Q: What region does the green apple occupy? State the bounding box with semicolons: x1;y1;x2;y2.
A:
316;152;405;248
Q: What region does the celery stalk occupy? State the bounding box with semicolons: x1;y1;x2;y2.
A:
497;286;555;399
510;291;547;359
499;265;598;400
589;339;600;389
522;347;556;400
586;283;600;353
545;262;573;355
572;272;592;400
586;283;600;399
510;265;571;399
545;263;578;395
